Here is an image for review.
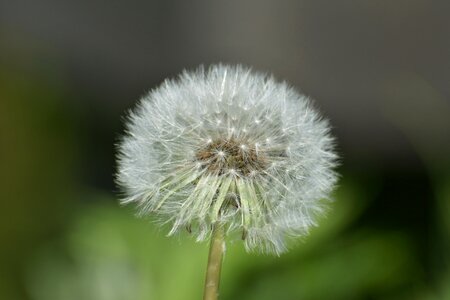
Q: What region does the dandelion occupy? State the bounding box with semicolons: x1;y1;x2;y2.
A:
116;64;338;300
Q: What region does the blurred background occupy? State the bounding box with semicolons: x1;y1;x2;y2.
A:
1;1;449;299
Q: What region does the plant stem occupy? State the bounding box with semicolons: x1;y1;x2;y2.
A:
203;222;225;300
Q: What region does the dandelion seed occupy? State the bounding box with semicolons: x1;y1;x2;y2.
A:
116;64;338;255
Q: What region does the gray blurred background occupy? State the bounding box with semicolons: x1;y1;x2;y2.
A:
2;1;449;168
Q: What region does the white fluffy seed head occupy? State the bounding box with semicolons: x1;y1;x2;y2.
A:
116;64;338;254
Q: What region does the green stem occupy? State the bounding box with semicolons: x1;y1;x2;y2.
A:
203;222;225;300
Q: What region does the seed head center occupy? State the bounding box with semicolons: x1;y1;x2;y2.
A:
196;138;266;176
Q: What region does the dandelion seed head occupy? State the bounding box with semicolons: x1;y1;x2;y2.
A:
116;64;338;254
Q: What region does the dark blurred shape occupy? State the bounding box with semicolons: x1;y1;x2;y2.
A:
0;63;78;298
